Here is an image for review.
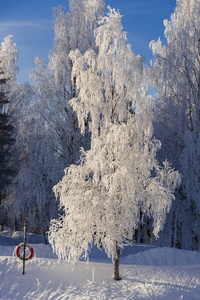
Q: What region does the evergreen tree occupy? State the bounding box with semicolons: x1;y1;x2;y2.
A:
0;35;18;230
0;77;15;230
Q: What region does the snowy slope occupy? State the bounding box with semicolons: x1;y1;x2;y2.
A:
0;242;200;300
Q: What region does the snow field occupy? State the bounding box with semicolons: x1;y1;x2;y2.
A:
0;244;200;299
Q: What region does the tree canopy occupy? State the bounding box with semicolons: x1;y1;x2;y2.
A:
49;7;181;280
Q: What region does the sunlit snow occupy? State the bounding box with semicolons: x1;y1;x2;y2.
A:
0;231;200;299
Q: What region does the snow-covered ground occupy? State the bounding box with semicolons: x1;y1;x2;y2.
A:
0;230;200;299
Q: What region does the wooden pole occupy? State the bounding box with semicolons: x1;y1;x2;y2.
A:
22;219;26;275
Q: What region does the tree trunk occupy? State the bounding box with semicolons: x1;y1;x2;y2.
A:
113;242;121;280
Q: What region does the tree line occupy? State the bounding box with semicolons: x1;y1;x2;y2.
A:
0;0;200;278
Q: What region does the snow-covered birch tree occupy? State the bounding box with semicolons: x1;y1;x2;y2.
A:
5;0;105;232
6;83;61;232
150;0;200;250
49;8;181;280
42;0;105;160
0;36;58;232
0;35;18;92
29;0;105;183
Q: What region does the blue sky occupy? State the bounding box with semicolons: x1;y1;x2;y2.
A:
0;0;176;83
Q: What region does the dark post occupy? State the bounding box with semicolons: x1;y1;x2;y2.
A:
22;219;26;275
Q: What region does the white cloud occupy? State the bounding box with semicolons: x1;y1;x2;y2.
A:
1;21;32;27
0;20;50;38
0;20;49;30
0;19;51;44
